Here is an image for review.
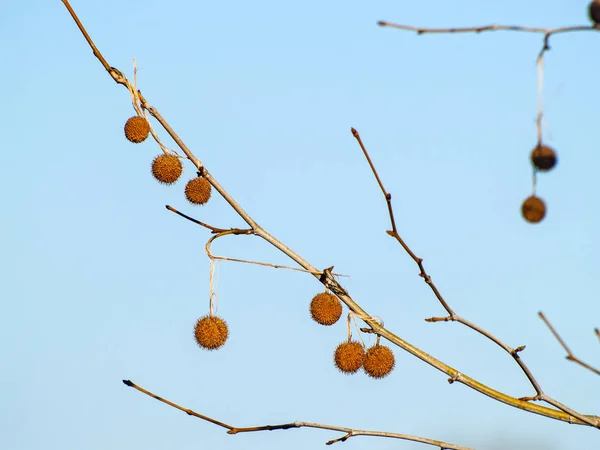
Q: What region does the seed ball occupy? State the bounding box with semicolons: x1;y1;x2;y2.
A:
334;341;365;374
530;144;557;171
194;315;228;350
310;292;342;326
151;154;183;184
124;116;150;143
185;177;212;205
521;195;546;224
589;0;600;24
363;344;395;379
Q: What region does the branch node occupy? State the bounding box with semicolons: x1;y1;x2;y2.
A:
425;316;453;323
512;345;526;355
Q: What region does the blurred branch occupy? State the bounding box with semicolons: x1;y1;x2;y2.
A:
352;127;598;427
539;312;600;376
122;380;472;449
61;0;600;429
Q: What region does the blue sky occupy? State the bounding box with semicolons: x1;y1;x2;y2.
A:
1;1;599;449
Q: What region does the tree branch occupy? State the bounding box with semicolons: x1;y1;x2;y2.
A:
122;380;472;449
539;312;600;376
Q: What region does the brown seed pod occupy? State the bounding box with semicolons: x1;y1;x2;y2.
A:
334;341;365;374
124;116;150;143
310;292;342;326
521;195;546;224
363;344;395;379
185;177;212;205
194;315;228;350
589;0;600;24
530;144;557;172
151;153;183;184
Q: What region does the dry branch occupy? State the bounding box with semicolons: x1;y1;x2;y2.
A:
539;312;600;376
122;380;473;450
61;0;600;430
378;20;600;181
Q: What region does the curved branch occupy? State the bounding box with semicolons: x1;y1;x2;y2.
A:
122;380;472;449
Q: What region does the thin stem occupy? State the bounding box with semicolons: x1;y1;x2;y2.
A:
165;205;229;233
539;312;600;376
377;22;599;37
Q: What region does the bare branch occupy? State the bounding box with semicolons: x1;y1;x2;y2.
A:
61;0;600;428
377;21;599;38
122;380;473;449
378;20;600;153
165;205;231;233
539;312;600;376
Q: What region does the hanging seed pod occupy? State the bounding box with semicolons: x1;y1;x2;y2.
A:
363;344;395;379
194;315;229;350
185;177;212;205
589;0;600;24
124;116;150;143
530;144;557;172
151;153;183;184
310;292;342;326
521;195;546;224
334;341;365;374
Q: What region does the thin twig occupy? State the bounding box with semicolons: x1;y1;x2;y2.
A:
352;128;598;427
377;22;598;38
61;1;600;428
165;205;230;233
539;312;600;376
122;380;472;449
378;21;599;150
204;232;347;277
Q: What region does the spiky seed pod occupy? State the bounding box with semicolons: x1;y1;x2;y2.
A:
124;116;150;143
334;341;365;374
589;0;600;24
185;177;212;205
151;153;183;184
521;195;546;224
310;292;342;326
363;344;395;379
530;144;557;172
194;315;228;350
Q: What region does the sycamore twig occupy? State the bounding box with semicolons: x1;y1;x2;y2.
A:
165;205;231;233
377;22;598;39
539;312;600;376
352;127;598;427
122;380;472;450
378;20;600;172
61;0;600;428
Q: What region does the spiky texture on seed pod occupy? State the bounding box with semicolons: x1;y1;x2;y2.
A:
334;341;365;374
521;195;546;224
589;0;600;24
124;116;150;143
310;292;342;326
194;315;228;350
151;154;183;184
363;344;395;379
185;177;212;205
531;144;557;171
